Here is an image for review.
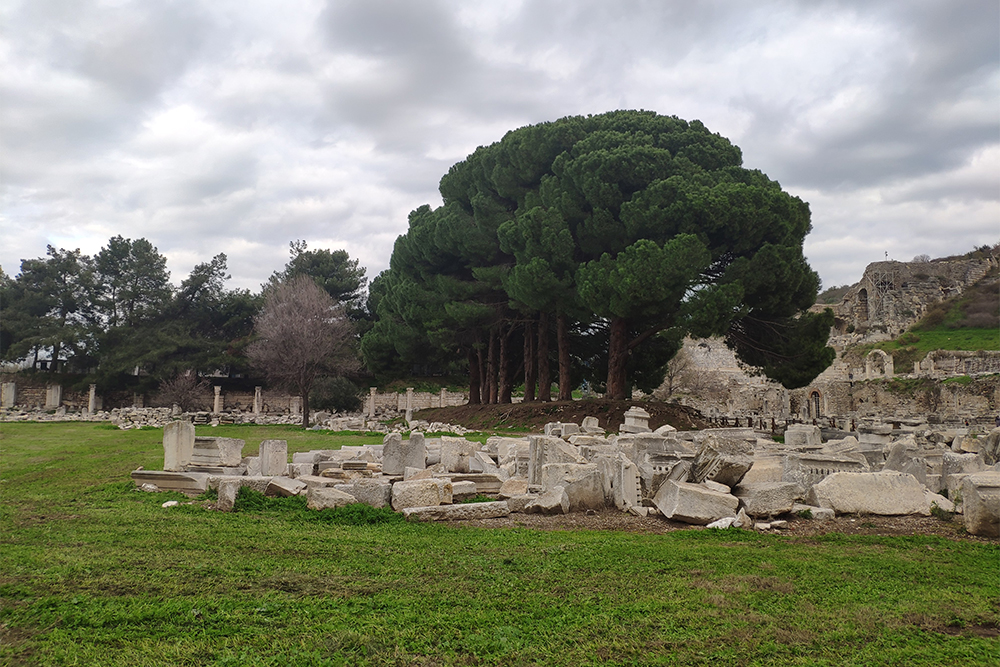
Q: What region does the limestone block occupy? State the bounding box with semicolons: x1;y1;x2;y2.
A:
958;434;981;453
190;437;244;468
215;438;244;466
441;437;480;473
489;437;529;460
740;457;783;484
297;474;343;490
335;478;393;508
734;482;802;518
541;463;605;511
248;457;267;477
292;451;321;465
525;486;570;515
506;494;535;513
942;452;985;478
267;477;307;497
784;424;822;448
980;428;1000;466
499;477;529;499
881;442;910;472
960;472;1000;537
208;475;271;493
403;432;427;470
653;480;739;525
691;436;753;487
259;439;288;476
527;435;585;485
403;501;510;522
307;486;358;510
782;453;869;490
791;503;835;521
162;420;195;471
474;451;503;476
130;469;209;496
900;457;927;488
287;462;314;478
217;479;243;512
820;436;861;455
391;478;453;511
452;480;479;500
620;406;651;434
569;435;612;447
543;422;563;437
582;416;603;433
653;424;677;435
945;473;970;498
561;423;581;438
807;472;929;516
382;433;405;475
703;480;730;494
924;491;954;513
440;473;504;494
612;453;641;510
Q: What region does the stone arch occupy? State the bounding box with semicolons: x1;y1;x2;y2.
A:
810;391;822;419
865;349;894;379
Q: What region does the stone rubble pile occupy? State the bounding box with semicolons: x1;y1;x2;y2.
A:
2;404;471;436
131;406;1000;537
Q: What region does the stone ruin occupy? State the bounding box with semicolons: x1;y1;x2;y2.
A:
132;408;1000;537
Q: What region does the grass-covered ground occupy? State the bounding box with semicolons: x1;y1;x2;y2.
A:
2;422;998;666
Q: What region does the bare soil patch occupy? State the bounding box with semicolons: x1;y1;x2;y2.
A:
448;510;996;543
417;398;710;433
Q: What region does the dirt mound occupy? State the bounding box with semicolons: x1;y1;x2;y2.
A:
414;398;710;433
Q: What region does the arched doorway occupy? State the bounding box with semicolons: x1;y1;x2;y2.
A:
810;391;821;419
857;288;869;322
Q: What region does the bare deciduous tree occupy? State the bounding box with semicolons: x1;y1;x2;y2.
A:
247;275;359;428
654;348;693;400
154;372;211;412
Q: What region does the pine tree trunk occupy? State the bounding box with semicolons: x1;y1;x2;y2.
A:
468;348;482;404
523;319;536;402
557;313;572;401
487;328;498;404
537;312;551;402
499;325;513;404
606;316;630;400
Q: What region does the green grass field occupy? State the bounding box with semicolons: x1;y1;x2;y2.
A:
2;422;998;666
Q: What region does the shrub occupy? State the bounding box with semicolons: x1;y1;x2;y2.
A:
929;502;954;522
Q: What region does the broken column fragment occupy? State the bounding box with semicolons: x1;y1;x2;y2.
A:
162;420;195;471
691;435;753;488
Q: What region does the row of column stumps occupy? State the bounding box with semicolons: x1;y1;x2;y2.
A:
368;387;449;420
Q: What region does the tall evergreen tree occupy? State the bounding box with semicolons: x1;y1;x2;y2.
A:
366;111;834;399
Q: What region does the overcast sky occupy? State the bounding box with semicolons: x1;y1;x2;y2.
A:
2;0;997;293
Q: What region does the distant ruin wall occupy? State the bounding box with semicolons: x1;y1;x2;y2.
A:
0;376;468;416
820;257;996;336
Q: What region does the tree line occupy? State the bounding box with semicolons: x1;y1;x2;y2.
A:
2;110;836;410
0;238;367;400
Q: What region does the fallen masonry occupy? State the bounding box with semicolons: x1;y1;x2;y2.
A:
132;413;1000;537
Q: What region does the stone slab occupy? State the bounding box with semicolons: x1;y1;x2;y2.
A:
653;480;739;525
402;501;510;522
807;472;929;516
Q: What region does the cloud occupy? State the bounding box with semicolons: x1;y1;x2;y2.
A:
0;0;996;297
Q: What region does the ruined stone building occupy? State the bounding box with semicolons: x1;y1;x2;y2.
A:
664;254;999;426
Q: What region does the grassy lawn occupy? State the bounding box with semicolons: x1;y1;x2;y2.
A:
2;423;998;666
